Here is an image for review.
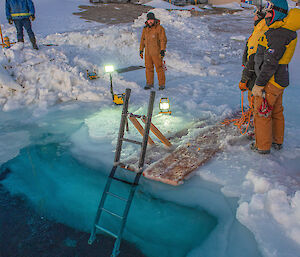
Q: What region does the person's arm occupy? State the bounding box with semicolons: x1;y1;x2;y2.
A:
139;28;146;52
6;0;12;20
26;0;35;16
159;26;167;51
242;42;248;67
255;32;288;87
241;53;255;83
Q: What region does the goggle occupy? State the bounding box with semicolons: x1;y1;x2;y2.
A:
253;6;265;14
263;1;288;14
264;1;274;12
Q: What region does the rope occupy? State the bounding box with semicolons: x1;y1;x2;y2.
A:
222;91;254;135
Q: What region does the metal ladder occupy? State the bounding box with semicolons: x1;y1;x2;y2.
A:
88;88;155;257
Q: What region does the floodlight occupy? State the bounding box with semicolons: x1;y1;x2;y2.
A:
159;97;171;115
105;65;114;73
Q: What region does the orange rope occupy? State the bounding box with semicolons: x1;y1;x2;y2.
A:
222;91;254;135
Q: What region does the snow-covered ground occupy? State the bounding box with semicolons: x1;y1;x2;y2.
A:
1;1;300;257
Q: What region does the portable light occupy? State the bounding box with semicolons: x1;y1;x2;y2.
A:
159;97;171;115
104;65;124;105
105;65;114;73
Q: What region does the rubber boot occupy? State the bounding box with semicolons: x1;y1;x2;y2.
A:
30;37;39;50
250;142;270;154
159;85;165;91
272;143;283;150
144;84;153;90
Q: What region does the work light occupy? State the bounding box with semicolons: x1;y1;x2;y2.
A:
159;97;171;115
105;65;114;73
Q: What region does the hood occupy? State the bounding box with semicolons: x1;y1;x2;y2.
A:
270;8;300;31
268;0;289;24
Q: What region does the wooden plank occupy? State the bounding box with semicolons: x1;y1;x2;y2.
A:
141;118;172;148
128;116;155;145
143;124;231;185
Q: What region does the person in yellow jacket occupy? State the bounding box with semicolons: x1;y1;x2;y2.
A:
239;7;268;93
140;12;167;90
251;0;300;154
291;0;300;7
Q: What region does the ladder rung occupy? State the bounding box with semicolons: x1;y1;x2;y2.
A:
129;113;142;118
112;176;136;186
95;225;118;238
106;191;128;202
122;138;142;145
101;208;123;219
116;162;138;173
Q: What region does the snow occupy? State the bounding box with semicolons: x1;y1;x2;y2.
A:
143;0;204;11
1;1;300;257
213;2;244;10
0;0;98;36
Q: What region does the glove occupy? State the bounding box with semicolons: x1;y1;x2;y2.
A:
160;50;165;58
140;50;143;59
252;85;264;97
30;15;35;21
8;19;13;25
239;81;248;91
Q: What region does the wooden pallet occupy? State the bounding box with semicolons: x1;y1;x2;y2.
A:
143;124;233;186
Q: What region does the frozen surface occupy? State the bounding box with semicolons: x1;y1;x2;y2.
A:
142;0;204;11
1;2;300;257
0;0;98;36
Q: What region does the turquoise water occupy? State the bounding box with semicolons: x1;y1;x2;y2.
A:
1;141;217;257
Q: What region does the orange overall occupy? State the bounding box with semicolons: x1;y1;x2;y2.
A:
140;21;167;86
253;83;284;150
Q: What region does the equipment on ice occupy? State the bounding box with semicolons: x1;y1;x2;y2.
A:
109;71;125;105
3;36;10;48
0;25;15;48
258;91;273;117
159;97;171;115
86;70;99;80
89;89;156;257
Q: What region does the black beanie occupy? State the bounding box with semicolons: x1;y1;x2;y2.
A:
147;12;156;20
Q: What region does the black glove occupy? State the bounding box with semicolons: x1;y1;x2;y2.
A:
30;15;35;21
8;19;13;25
140;50;143;59
160;50;165;58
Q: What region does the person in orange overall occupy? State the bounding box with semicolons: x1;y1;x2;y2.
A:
139;12;167;90
251;0;300;154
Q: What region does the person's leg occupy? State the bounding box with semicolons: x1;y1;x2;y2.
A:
152;55;165;88
145;54;154;87
13;19;24;42
253;96;272;151
270;87;284;145
253;82;284;151
23;18;38;49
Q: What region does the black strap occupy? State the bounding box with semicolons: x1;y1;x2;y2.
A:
273;5;288;15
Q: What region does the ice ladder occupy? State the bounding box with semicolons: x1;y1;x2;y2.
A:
88;88;155;257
